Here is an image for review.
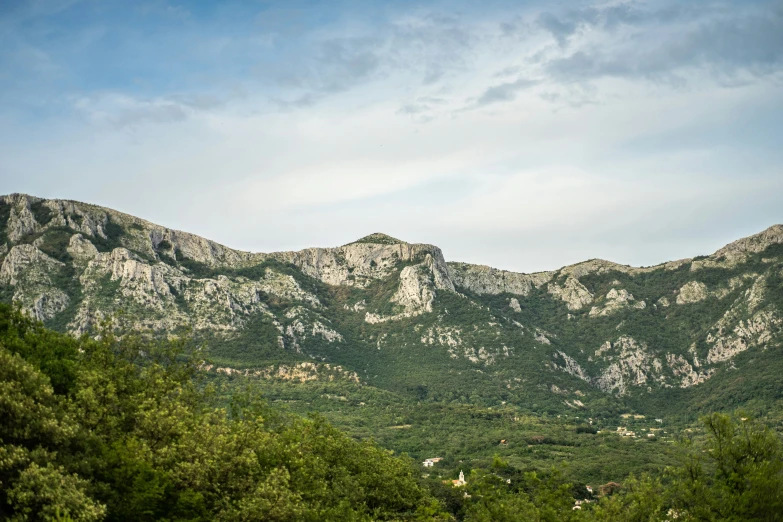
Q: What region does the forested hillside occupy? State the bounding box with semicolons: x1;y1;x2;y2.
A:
2;193;781;415
0;304;448;520
3;304;782;521
2;192;783;504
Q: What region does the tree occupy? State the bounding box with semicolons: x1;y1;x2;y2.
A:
0;346;105;521
0;305;450;521
670;412;783;522
585;475;665;522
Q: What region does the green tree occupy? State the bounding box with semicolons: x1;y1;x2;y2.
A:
462;460;577;522
670;412;783;521
585;475;665;522
0;346;105;521
0;305;450;520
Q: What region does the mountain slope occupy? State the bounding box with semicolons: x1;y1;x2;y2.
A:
2;193;782;420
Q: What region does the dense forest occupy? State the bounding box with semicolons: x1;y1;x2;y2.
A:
2;304;782;521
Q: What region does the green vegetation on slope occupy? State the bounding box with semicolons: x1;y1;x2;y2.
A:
0;304;446;521
3;305;782;521
3;197;783;521
232;377;682;487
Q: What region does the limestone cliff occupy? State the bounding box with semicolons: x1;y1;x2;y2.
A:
447;262;553;296
1;193;782;410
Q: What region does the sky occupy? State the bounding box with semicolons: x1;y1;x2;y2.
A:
1;0;782;273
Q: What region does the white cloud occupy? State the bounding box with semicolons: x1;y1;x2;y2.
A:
0;1;781;272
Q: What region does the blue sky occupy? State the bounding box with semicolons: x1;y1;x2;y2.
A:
1;0;782;272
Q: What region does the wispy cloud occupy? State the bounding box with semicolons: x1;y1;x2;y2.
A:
473;78;540;107
71;93;223;129
540;2;783;84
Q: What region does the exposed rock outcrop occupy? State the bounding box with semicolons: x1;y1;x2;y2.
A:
393;265;435;313
2;194;40;242
666;353;715;388
447;263;553;296
284;307;343;352
0;244;63;286
276;240;454;290
67;234;99;262
420;325;463;348
714;224;783;258
29;291;70;322
706;310;780;364
0;244;69;321
676;281;708;304
204;361;360;383
365;254;448;323
547;277;593;310
559;258;690;277
589;288;645;317
557;351;590;381
591;337;664;395
556;336;670;396
2;193;783;406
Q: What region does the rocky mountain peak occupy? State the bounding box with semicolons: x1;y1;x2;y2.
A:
348;233;406;246
714;224;783;258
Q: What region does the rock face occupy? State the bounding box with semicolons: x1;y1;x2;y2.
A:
274;240;454;291
676;281;708;304
715;224;783;258
705;310;778;364
589;288;645;317
2;192;783;411
555;336;666;396
0;244;69;321
590;336;663;396
666;353;714;388
547;277;594;310
0;244;62;286
447;263;553;296
392;265;435;313
68;234;99;262
365;253;452;323
554;333;720;396
3;194;40;242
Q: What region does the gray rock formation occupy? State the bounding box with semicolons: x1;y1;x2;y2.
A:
676;281;708;304
2;192;782;409
447;263;553;296
547;277;594;310
0;244;69;321
589;288;645;317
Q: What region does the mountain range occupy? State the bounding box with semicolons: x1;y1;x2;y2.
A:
2;192;782;421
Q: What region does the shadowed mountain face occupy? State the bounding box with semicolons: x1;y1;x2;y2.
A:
2;192;783;418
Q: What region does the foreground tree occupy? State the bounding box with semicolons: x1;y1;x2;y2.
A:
0;304;448;521
586;412;783;522
669;412;783;521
